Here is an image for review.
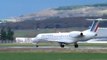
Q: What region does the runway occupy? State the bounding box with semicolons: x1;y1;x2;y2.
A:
0;46;107;53
0;45;107;49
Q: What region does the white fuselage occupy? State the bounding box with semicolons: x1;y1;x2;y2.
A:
32;29;97;44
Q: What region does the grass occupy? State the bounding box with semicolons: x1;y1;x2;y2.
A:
0;43;33;46
78;43;107;47
0;52;107;60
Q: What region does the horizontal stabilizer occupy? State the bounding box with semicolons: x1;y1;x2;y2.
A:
86;18;107;21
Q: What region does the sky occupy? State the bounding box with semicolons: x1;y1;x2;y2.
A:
0;0;107;18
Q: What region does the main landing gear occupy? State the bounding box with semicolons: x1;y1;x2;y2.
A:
32;43;39;47
59;43;65;48
36;45;39;47
59;42;79;48
74;42;78;48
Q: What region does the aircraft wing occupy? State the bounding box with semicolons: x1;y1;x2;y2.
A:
46;39;74;44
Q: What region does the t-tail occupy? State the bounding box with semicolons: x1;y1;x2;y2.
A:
87;18;107;32
90;20;99;32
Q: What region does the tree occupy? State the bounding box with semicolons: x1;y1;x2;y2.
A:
0;27;7;40
6;27;14;40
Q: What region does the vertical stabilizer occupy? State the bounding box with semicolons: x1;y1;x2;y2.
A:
90;20;99;32
87;18;107;32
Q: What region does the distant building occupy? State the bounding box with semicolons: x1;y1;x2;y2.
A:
15;37;34;43
0;18;20;23
96;28;107;38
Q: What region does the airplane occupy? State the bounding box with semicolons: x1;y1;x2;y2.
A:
32;18;107;48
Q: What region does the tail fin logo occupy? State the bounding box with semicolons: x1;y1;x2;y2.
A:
90;20;99;32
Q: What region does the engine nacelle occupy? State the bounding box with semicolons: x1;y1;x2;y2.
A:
69;31;84;38
80;32;84;36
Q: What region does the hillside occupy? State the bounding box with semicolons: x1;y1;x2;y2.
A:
15;3;107;21
1;3;107;29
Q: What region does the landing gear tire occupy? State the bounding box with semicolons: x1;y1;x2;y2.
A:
60;43;65;48
36;45;39;47
60;44;65;48
74;43;78;48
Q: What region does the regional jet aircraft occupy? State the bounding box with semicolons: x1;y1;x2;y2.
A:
32;18;107;48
